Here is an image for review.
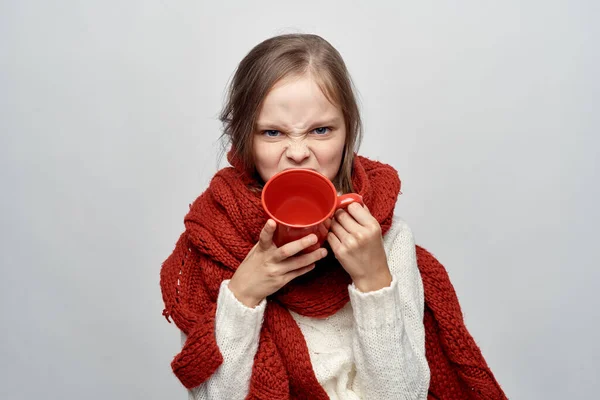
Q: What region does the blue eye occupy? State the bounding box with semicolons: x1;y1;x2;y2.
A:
313;127;330;135
264;130;281;137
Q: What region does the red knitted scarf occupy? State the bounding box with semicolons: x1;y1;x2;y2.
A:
160;155;506;399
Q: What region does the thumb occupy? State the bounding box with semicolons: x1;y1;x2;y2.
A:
258;219;276;250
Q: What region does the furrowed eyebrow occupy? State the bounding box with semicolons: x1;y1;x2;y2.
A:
256;124;285;131
307;117;341;128
256;117;341;131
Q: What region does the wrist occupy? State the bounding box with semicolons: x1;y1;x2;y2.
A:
228;279;262;308
353;268;392;293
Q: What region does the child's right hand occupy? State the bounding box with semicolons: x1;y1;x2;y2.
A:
228;219;328;308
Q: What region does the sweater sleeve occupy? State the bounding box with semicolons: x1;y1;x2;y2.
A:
348;217;430;399
182;280;266;400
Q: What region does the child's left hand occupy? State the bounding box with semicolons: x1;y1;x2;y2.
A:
327;202;393;292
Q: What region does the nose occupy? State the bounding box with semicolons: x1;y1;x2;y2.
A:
285;140;310;164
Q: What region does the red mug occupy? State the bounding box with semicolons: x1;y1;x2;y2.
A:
261;168;363;253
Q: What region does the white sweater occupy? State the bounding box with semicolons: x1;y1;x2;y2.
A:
181;216;430;399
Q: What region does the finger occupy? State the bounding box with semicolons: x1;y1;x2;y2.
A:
327;231;341;253
316;220;330;239
284;263;316;283
330;217;351;242
345;202;373;226
334;208;361;233
258;219;276;250
274;233;318;261
281;247;328;273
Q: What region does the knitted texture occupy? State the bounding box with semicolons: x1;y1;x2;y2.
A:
160;154;507;399
185;217;429;399
416;246;507;399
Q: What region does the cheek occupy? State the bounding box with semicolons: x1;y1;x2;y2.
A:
315;141;345;178
323;147;343;164
253;143;284;179
253;141;269;163
255;145;282;166
331;135;347;161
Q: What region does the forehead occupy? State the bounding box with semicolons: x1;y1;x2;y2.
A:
257;73;342;125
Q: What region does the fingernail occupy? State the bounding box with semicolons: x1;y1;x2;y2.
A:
321;249;327;257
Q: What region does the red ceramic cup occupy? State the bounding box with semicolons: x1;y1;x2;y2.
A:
261;168;363;253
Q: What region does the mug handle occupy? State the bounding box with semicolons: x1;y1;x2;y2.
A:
336;193;364;209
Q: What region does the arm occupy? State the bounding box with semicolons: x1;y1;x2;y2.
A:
182;280;266;400
349;218;430;399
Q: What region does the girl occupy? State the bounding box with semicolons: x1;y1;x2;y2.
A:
161;34;506;400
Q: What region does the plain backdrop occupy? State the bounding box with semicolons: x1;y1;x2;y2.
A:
1;1;598;399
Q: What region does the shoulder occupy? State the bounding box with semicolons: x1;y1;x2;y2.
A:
383;215;415;248
382;215;418;269
383;215;422;283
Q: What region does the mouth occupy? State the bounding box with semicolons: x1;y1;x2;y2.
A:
283;167;317;172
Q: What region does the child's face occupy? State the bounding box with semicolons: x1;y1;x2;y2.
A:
253;73;346;185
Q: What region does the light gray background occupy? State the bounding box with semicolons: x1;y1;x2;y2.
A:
1;1;598;399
